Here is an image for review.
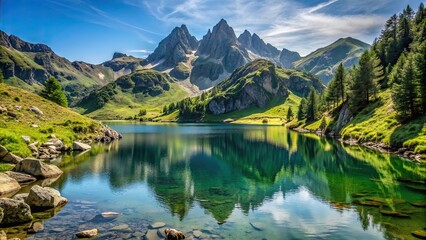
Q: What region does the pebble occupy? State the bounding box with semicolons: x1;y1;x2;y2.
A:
150;222;166;229
76;228;98;238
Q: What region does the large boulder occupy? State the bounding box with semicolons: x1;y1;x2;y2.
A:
73;141;91;151
0;145;22;164
0;198;33;226
0;173;21;197
5;171;36;184
29;106;43;116
25;185;68;210
13;158;63;179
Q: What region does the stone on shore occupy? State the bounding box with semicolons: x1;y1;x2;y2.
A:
73;141;92;151
76;229;98;238
5;171;36;184
12;193;29;202
0;173;21;197
164;228;185;240
13;158;63;179
0;198;33;226
0;145;22;164
150;222;166;229
25;185;68;210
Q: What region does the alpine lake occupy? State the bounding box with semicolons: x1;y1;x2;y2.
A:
1;123;425;240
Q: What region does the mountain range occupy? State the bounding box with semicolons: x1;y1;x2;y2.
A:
0;19;370;117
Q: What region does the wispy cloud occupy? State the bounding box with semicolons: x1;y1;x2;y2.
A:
142;0;388;55
128;49;153;54
46;0;161;44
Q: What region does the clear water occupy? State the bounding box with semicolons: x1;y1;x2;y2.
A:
2;123;426;239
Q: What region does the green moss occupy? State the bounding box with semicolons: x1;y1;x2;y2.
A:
0;163;14;172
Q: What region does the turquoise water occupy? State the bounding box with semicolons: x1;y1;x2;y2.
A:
3;123;426;239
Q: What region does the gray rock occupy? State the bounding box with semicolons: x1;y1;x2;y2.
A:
21;136;31;144
13;158;63;179
0;230;5;240
0;198;33;225
29;106;43;116
150;222;166;229
27;221;44;233
0;145;22;164
76;228;98;238
31;124;39;128
145;229;159;240
12;193;29;202
109;224;132;232
0;173;21;197
5;171;36;183
25;185;68;210
73;141;91;151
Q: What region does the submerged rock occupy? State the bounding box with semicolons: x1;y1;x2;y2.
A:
13;158;63;179
379;209;410;218
27;221;44;233
150;222;166;229
0;198;33;226
0;173;21;197
411;202;426;208
26;185;68;210
250;222;265;231
164;228;185;240
76;228;98;238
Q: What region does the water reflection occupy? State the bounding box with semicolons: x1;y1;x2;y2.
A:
52;124;425;239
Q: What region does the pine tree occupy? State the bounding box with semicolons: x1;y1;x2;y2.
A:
297;98;307;120
392;56;420;119
286;108;294;121
41;77;68;107
306;88;318;121
415;3;425;24
335;63;346;102
319;117;327;131
326;74;338;108
416;41;426;113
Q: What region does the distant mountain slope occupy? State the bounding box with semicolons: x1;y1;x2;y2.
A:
0;30;119;103
207;59;325;114
238;30;280;59
76;69;188;119
101;52;144;79
294;37;370;83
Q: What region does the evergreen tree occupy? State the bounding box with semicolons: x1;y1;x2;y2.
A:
348;51;383;112
0;69;4;83
335;63;346;102
415;3;425;24
326;74;338;108
297;98;307;120
392;56;420;119
319;117;327;131
415;41;426;113
306;88;318;121
286;108;294;121
389;52;407;85
41;77;68;107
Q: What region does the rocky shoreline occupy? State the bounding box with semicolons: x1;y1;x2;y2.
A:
0;126;122;239
290;127;425;163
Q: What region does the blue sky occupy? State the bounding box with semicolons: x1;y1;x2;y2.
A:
0;0;422;63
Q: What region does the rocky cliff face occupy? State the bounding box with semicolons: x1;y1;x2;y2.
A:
207;59;325;115
279;48;301;68
190;19;250;89
238;30;280;59
145;24;198;69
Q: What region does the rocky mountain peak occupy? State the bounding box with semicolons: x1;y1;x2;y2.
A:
112;52;128;59
238;31;279;59
0;31;52;53
145;24;198;68
279;48;301;68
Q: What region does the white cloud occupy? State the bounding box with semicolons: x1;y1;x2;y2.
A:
127;49;153;54
142;0;386;55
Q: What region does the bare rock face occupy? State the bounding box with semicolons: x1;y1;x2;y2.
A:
0;198;33;226
333;104;353;134
13;158;63;179
0;173;21;197
25;185;68;210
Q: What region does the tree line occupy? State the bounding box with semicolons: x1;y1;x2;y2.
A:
297;4;426;123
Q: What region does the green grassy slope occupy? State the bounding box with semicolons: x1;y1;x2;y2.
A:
76;69;188;119
0;84;104;157
294;37;370;84
340;90;426;153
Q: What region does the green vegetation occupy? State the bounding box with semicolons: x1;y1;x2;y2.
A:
160;59;322;123
293;37;370;84
76;69;188;119
294;4;426;154
0;69;3;83
0;84;103;157
41;76;68;107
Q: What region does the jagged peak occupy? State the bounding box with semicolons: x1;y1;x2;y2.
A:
112;52;127;59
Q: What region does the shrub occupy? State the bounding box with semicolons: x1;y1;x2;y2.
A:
262;118;269;124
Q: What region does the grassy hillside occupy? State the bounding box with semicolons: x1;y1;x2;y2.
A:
0;84;104;158
294;37;370;84
340;90;426;153
76;69;188;119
